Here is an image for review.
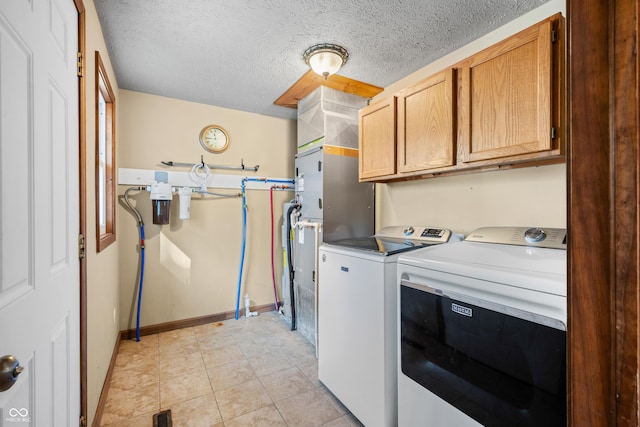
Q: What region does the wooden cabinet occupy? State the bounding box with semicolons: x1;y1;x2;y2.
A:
359;70;456;181
397;68;455;173
358;96;396;179
458;13;563;165
358;13;564;182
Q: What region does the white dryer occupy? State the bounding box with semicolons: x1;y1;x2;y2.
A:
396;227;567;427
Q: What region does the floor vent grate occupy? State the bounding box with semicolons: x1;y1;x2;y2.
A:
153;409;172;427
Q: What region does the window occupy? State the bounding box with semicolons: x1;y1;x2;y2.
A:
95;51;116;251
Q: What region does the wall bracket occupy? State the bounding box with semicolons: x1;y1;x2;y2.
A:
160;156;259;172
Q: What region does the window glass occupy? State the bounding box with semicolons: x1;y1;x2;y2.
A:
95;51;115;251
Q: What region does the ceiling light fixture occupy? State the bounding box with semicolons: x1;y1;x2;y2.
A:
303;43;349;79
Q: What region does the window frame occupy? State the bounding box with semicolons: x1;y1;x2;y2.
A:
95;51;116;252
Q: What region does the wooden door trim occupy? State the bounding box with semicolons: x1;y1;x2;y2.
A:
74;0;87;424
567;0;639;425
609;1;638;424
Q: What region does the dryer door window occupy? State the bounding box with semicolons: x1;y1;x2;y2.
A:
400;281;566;426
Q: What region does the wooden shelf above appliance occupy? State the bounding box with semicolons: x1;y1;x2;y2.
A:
274;69;384;109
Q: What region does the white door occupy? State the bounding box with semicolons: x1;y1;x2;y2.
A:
0;0;79;426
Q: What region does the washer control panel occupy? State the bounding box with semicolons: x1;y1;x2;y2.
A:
375;226;452;243
465;227;567;249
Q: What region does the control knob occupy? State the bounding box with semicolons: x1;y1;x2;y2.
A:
524;227;546;243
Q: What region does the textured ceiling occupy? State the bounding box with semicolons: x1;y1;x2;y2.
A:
94;0;549;120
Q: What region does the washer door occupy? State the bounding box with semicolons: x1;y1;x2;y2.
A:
400;280;566;426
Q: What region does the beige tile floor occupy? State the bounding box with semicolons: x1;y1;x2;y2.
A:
99;311;364;426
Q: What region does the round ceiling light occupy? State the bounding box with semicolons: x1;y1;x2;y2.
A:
303;43;349;78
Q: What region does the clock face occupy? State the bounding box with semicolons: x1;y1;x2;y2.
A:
199;125;229;153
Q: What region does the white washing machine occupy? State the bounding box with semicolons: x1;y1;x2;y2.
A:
318;226;460;427
396;227;567;427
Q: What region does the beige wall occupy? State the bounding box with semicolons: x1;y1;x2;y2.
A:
375;0;567;233
84;0;121;425
377;164;566;234
117;91;296;329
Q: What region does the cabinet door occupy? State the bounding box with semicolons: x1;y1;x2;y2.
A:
398;69;455;173
359;97;396;180
458;16;555;163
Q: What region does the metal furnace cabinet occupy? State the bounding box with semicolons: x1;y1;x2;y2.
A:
293;146;375;345
290;86;374;347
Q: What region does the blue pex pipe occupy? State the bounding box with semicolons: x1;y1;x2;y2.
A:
136;224;145;341
235;180;248;319
235;177;295;319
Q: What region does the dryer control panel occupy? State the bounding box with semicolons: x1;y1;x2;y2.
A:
375;226;453;244
465;227;567;249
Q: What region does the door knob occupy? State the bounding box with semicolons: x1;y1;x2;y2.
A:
0;355;23;392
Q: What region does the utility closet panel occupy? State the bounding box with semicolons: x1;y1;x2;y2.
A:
288;86;375;347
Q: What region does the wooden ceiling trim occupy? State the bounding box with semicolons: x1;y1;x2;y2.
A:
274;69;383;109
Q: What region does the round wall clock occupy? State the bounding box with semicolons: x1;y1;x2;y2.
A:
199;125;230;153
